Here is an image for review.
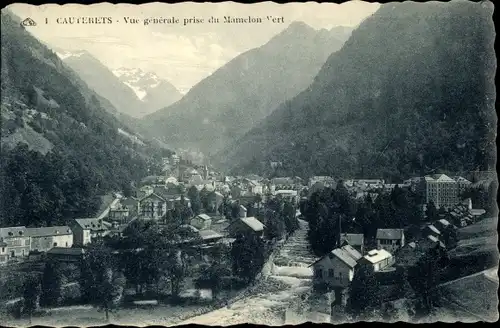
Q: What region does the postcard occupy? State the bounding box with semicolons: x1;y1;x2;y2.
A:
0;1;497;326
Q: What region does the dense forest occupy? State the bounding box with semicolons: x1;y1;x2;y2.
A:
219;1;496;181
0;12;172;227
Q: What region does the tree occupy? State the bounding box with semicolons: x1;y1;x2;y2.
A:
442;227;458;249
409;245;445;317
197;244;232;300
122;182;133;198
188;186;202;215
200;187;211;212
166;249;188;299
41;259;65;307
230;234;265;284
23;275;41;324
230;201;240;221
425;201;438;221
283;200;299;235
347;265;382;320
79;242;125;321
264;210;286;241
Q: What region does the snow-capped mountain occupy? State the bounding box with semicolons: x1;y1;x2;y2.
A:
55;49;182;118
113;67;183;116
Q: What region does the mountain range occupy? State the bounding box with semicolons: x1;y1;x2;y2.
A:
59;51;182;118
217;1;496;181
141;21;353;154
113;67;183;117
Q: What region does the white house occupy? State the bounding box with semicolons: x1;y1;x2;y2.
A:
26;226;73;252
359;249;394;272
310;244;363;289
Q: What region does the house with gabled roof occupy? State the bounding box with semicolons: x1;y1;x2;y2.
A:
138;192;167;220
226;216;265;238
340;233;365;255
310;244;362;290
190;214;212;230
69;218;108;246
0;226;30;260
376;228;405;253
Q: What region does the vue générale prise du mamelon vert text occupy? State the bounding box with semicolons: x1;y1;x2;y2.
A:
47;15;285;25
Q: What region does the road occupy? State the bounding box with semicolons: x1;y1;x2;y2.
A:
176;219;324;326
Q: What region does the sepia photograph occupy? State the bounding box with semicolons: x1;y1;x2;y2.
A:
0;0;498;326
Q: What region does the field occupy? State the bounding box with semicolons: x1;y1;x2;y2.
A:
440;217;498;283
436;267;499;322
433;217;499;322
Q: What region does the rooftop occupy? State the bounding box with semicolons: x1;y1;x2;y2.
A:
240;217;265;232
363;248;392;264
74;218;107;231
0;226;27;238
199;230;223;240
331;245;362;268
47;247;85;256
438;219;451;227
425;174;456;183
376;228;404;240
427;224;441;235
196;214;212;221
340;233;364;246
26;226;72;237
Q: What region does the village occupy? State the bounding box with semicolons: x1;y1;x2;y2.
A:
0;152;496;324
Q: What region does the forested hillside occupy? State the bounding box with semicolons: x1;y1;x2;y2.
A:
0;11;172;227
219;1;496;181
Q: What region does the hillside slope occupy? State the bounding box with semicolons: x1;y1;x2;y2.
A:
219;1;496;180
142;22;352;154
0;10;171;228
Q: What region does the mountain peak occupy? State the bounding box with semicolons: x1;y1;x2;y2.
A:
282;21;317;35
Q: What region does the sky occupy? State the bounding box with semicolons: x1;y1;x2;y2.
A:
7;1;380;93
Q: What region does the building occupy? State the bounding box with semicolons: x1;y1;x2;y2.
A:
273;190;298;204
207;191;224;214
0;241;8;264
108;206;130;223
26;226;73;252
434;219;454;232
227;217;265;238
309;176;337;188
47;247;85;263
138;193;167;220
340;233;365;255
190;214;212;230
69;218;108;246
376;229;405;253
423;224;441;239
198;230;224;245
426;235;446;249
0;226;30;259
120;197;140;217
424;174;471;210
310;244;363;289
359;249;394;272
